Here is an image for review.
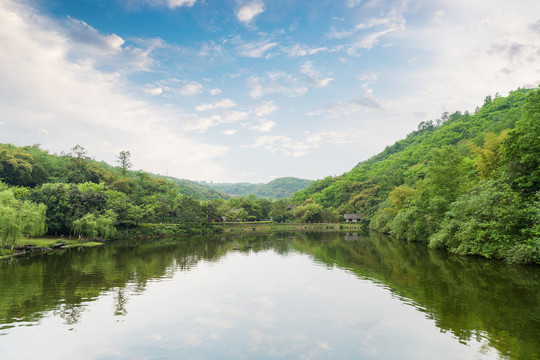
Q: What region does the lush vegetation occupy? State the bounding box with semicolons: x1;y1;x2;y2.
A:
204;177;312;199
292;88;540;264
1;88;538;264
0;145;320;249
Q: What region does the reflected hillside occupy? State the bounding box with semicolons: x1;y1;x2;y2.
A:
0;237;233;329
1;233;539;359
290;232;540;360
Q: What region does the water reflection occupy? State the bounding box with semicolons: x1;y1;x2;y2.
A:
0;232;538;359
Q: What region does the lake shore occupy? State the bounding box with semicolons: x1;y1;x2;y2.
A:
0;222;365;260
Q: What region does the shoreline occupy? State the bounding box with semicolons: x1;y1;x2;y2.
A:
0;222;365;260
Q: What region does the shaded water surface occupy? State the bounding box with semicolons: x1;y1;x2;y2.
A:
0;232;538;359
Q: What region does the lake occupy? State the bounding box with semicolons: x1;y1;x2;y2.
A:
0;232;539;359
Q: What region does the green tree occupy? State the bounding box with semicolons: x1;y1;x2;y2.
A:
504;88;540;197
72;210;116;239
117;151;133;177
0;189;47;248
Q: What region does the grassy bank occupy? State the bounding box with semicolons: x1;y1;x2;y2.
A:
0;237;104;259
0;222;364;260
217;222;364;234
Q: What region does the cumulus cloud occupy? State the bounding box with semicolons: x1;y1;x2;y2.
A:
145;87;163;95
242;131;354;157
222;129;237;135
530;20;540;33
179;81;203;95
196;99;236;111
254;101;279;117
237;0;265;25
249;119;276;132
0;0;228;181
183;110;248;132
247;72;308;99
63;16;153;71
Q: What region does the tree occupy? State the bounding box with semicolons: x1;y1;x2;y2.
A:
468;131;508;179
72;210;116;239
30;183;71;235
117;151;133;177
504;88;540;197
0;189;47;248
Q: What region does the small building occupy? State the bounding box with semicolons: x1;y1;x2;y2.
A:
344;214;362;223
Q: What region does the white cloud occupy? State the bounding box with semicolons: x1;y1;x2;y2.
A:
63;16;152;71
247;72;308;99
308;88;383;118
347;0;363;7
249;119;276;132
196;98;236;111
236;40;278;58
209;88;222;95
237;0;265;25
0;0;229;181
299;61;333;87
222;129;237;135
120;0;196;10
145;87;163;95
433;10;448;26
242;130;354;157
166;0;196;8
223;110;249;123
282;44;328;57
242;135;310;157
183;110;248;132
179;81;203;95
254;101;279;117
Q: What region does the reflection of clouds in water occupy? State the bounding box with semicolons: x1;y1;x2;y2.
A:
248;330;333;359
196;316;236;329
249;296;276;308
178;332;203;346
254;312;278;327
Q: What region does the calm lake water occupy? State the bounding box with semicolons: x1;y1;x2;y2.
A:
0;232;539;359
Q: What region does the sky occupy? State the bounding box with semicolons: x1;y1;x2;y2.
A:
1;0;539;183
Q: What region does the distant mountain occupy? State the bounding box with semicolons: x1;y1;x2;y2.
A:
205;177;312;199
160;176;229;200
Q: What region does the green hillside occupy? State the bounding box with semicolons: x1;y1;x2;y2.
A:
160;176;228;200
292;88;540;263
206;177;312;199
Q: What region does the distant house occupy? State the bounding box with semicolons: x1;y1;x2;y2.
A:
344;214;362;222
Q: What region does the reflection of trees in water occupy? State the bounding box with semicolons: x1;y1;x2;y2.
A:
54;303;84;325
290;232;540;360
0;237;234;327
0;232;538;359
113;287;128;317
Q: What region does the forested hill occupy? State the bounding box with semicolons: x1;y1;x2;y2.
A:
205;177;312;200
159;176;228;200
292;87;540;263
0;144;226;201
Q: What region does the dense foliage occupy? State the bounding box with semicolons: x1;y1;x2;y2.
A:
1;88;538;264
205;177;312;199
0;145;316;243
292;88;540;264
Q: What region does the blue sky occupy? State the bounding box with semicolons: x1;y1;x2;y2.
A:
1;0;539;182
